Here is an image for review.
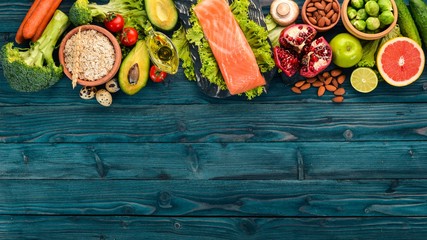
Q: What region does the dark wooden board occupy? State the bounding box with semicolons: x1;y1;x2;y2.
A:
1;179;427;216
1;142;427;180
2;216;427;240
1;0;427;238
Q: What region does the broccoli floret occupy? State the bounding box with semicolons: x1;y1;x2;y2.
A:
69;0;149;32
1;10;70;92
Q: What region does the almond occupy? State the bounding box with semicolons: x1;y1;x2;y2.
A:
324;76;333;85
307;7;317;12
337;74;346;84
317;86;326;96
314;2;325;9
330;69;342;77
334;88;345;96
332;96;344;103
325;84;337;92
294;80;306;88
306;77;317;83
332;79;339;88
300;83;311;90
312;81;324;87
332;1;339;12
291;87;302;94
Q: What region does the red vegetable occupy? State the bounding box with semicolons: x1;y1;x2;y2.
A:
120;27;138;47
150;65;167;82
104;14;124;33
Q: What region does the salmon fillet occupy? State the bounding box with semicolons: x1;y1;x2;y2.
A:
193;0;266;95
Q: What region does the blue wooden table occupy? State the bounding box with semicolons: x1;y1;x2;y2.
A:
1;0;427;239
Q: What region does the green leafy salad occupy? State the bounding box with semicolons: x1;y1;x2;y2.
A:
172;0;275;99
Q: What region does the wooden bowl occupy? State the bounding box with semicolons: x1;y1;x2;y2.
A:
341;0;398;40
301;0;341;32
58;25;122;87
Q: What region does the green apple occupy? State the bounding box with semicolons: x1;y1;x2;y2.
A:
329;33;363;68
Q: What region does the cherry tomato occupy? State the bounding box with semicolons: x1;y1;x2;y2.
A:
150;65;167;82
104;14;124;33
120;27;138;47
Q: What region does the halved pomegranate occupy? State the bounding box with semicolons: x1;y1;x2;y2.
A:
273;24;332;78
300;37;332;78
279;24;317;53
273;47;300;78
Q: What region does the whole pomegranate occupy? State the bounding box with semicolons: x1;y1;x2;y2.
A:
273;24;332;78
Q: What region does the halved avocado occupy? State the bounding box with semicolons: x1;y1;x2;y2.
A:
145;0;178;31
118;40;150;95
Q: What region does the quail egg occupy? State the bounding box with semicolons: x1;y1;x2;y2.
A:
105;78;120;93
79;86;97;100
96;89;113;107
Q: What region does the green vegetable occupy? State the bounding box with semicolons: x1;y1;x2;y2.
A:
69;0;149;33
353;20;367;31
394;0;422;47
265;14;285;47
356;9;368;20
366;17;380;30
351;0;364;9
356;39;380;67
171;26;196;81
186;0;275;100
347;7;358;19
0;10;70;92
379;24;401;48
378;0;392;12
365;1;380;16
378;10;394;25
409;0;427;48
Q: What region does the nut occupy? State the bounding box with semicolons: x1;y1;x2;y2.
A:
291;87;302;94
330;69;342;77
317;86;326;96
332;96;344;103
334;88;345;96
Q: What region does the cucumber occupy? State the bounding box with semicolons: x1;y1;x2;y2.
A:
394;0;422;47
409;0;427;48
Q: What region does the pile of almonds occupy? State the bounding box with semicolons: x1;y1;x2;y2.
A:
305;0;340;28
291;69;346;103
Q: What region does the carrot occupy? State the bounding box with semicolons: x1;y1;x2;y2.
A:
15;0;41;44
22;0;57;40
31;0;63;42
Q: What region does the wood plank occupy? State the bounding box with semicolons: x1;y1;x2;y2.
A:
1;179;427;216
2;215;427;240
0;143;298;180
1;104;427;143
1;142;427;180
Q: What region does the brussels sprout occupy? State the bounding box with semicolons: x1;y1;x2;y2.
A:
366;17;380;30
347;6;358;19
356;9;368;20
351;0;364;9
365;1;380;16
378;0;393;12
378;10;394;25
353;19;367;31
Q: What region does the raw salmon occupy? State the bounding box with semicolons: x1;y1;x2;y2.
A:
193;0;266;95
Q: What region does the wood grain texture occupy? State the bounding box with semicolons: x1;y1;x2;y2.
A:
1;179;427;216
1;142;427;180
1;103;427;143
2;216;427;240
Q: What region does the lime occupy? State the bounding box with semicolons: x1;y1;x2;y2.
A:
350;67;378;93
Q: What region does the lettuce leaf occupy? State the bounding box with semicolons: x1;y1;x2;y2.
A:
180;0;275;99
172;26;196;81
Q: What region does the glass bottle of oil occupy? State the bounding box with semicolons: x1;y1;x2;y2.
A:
146;27;179;74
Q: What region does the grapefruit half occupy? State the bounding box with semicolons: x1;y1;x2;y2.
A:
376;37;425;87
